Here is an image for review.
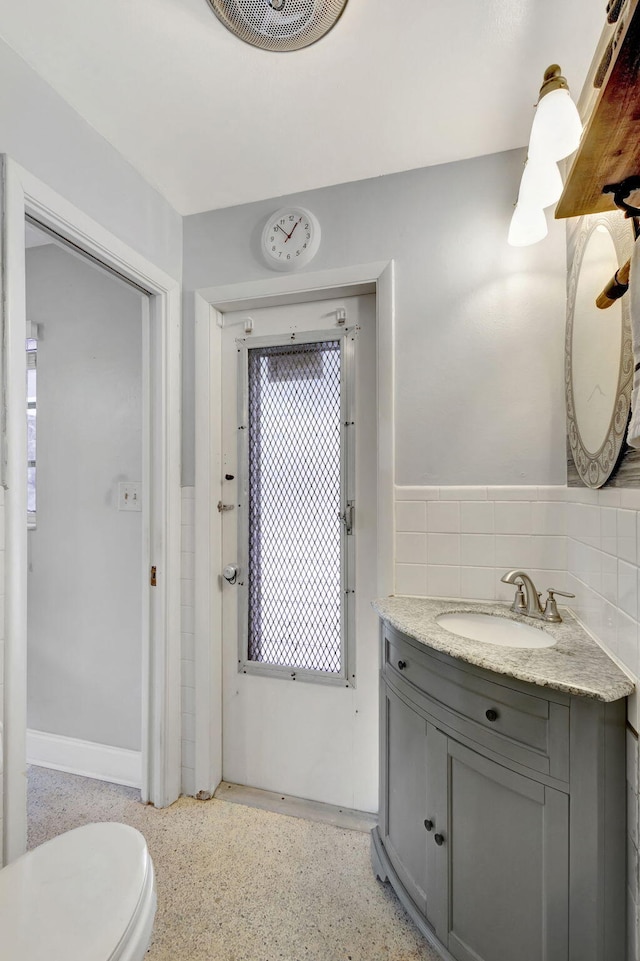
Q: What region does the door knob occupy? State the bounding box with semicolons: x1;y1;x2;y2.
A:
397;660;407;671
485;709;499;722
424;819;433;832
434;833;445;846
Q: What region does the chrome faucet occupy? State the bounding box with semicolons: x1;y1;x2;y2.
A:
501;570;543;618
500;569;575;623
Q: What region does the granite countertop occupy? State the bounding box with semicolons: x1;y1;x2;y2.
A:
372;596;635;702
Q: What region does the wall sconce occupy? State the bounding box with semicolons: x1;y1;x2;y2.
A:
508;65;583;247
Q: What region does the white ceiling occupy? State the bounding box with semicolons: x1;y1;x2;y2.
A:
0;0;605;216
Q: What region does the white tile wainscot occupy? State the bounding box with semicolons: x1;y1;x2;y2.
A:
394;483;640;960
181;487;196;797
395;485;568;606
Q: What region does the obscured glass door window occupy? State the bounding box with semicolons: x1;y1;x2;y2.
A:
237;332;355;685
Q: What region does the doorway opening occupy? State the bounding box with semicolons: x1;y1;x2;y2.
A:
2;159;182;865
24;220;147;794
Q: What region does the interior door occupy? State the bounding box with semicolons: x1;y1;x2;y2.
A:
220;293;378;811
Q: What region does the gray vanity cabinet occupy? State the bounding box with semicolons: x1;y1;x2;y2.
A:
372;620;626;961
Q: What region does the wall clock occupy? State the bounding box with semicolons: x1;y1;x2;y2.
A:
261;207;321;271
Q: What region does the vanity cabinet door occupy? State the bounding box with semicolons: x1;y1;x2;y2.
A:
426;727;569;961
380;684;429;916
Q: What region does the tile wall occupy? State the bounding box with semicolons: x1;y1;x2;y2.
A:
395;485;568;603
395;482;640;961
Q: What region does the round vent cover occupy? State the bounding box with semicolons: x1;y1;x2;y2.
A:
206;0;348;52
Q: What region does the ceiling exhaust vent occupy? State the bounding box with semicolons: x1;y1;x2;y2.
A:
206;0;348;51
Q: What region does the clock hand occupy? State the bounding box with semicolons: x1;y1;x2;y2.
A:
275;223;292;239
284;217;302;242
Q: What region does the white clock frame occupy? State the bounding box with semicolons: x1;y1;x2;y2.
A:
261;206;321;271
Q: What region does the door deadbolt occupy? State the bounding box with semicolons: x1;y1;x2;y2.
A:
223;565;239;584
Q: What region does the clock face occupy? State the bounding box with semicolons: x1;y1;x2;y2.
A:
261;207;320;271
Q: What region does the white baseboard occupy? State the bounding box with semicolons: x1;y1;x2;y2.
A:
27;729;141;788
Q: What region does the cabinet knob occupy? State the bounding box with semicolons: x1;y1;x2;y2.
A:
424;819;433;831
485;709;499;722
434;833;445;846
397;660;407;671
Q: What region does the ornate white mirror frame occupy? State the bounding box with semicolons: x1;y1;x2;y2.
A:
566;211;635;488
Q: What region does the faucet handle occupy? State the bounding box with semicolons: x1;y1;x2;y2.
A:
542;588;575;623
509;584;528;615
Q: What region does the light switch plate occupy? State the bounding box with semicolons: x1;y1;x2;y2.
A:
118;482;142;511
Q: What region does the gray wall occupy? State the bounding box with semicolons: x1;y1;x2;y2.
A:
182;148;568;487
0;37;182;279
26;243;143;751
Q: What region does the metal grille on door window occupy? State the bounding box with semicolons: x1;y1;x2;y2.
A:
245;339;344;673
27;337;37;524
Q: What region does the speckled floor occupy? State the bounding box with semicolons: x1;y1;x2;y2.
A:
27;766;440;961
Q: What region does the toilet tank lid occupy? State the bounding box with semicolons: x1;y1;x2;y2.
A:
0;822;153;961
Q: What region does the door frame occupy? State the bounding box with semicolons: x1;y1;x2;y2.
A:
193;261;395;798
1;156;183;863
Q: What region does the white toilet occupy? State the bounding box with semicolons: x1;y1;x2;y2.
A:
0;822;156;961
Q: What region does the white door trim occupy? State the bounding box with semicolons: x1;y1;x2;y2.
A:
1;155;182;863
193;261;395;798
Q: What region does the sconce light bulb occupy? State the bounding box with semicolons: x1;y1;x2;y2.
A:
528;87;582;162
518;156;564;209
508;204;548;247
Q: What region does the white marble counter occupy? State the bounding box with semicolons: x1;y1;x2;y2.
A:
373;596;634;702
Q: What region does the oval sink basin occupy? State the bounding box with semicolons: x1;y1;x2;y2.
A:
436;612;556;649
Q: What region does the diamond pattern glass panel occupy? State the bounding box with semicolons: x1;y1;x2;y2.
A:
247;340;342;672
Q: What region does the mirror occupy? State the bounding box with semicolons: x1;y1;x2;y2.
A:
566;212;634;488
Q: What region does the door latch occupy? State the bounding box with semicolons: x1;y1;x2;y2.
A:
341;501;354;535
150;565;157;587
217;501;235;513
